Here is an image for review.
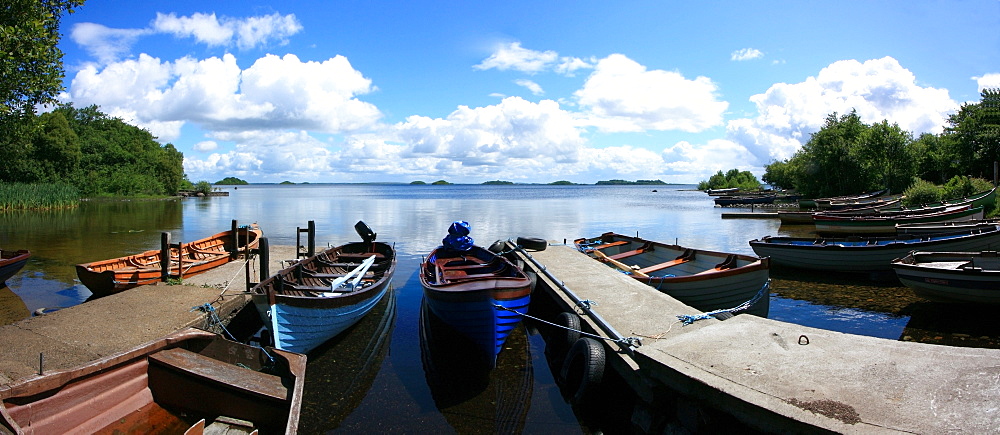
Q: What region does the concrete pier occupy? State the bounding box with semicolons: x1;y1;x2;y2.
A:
0;245;297;386
515;244;1000;434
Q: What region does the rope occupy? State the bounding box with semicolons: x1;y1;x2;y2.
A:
191;303;236;341
675;279;770;325
493;304;642;348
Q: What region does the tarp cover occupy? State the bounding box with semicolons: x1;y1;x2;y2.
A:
442;221;474;251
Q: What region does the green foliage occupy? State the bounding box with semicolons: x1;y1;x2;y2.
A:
410;181;427;185
194;181;213;195
549;180;576;185
215;177;248;185
901;179;941;207
697;169;760;191
431;180;451;185
761;160;796;190
482;180;514;185
941;176;991;200
0;182;79;210
0;0;85;124
279;181;295;184
596;179;667;185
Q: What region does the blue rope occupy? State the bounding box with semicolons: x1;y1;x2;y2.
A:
676;279;771;325
191;303;236;341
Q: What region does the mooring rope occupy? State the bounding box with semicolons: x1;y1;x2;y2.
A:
191;303;236;340
493;304;642;348
675;279;771;325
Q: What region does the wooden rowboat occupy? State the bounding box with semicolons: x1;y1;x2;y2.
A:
251;221;396;355
574;232;770;317
891;251;1000;304
419;222;533;368
0;250;30;284
750;224;1000;272
0;328;305;435
76;223;262;297
812;205;983;235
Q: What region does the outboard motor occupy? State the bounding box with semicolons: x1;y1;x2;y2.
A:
355;221;377;244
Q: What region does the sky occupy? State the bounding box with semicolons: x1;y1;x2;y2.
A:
55;0;1000;184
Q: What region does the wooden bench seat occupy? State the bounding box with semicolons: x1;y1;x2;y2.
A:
148;347;287;401
637;258;691;274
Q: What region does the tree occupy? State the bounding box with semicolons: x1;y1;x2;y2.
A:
0;0;85;123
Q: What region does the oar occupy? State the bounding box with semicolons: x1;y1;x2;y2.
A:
592;250;649;278
327;255;376;292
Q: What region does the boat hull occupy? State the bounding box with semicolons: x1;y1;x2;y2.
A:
0;250;30;284
419;245;532;367
892;251;1000;303
76;224;262;297
575;233;770;317
0;328;305;435
252;240;397;355
750;225;1000;272
813;206;983;235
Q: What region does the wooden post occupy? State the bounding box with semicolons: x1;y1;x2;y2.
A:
259;237;270;282
307;220;316;257
176;242;184;281
161;232;170;282
231;219;238;252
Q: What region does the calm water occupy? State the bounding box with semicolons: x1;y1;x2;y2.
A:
1;184;993;431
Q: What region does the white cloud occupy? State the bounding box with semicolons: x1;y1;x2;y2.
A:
64;53;381;141
474;42;592;76
731;48;763;61
515;79;544;95
70;23;151;64
726;56;959;163
974;73;1000;92
574;54;728;133
151;12;302;50
193;141;218;152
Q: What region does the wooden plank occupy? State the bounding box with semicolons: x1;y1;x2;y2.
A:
637;258;690;274
148;348;287;401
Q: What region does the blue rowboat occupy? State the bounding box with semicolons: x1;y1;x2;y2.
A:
251;221;396;354
419;222;532;368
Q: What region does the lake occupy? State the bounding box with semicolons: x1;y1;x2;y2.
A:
2;184;996;431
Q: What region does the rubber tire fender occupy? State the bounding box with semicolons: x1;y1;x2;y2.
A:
551;312;581;354
516;236;547;251
559;337;605;408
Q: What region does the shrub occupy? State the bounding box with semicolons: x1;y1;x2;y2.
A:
194;181;213;195
902;179;941;207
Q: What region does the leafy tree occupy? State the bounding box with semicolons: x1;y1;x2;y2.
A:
0;0;85;124
216;177;249;185
32;110;81;182
855;120;913;194
761;160;796;190
901;178;941;207
943;89;1000;180
697;169;761;191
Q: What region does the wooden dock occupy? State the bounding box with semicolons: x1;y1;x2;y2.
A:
513;244;1000;433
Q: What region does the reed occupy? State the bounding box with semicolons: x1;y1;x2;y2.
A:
0;183;80;211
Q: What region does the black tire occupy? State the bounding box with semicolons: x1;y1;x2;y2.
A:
516;236;547;251
559;337;605;408
552;312;581;353
488;239;506;253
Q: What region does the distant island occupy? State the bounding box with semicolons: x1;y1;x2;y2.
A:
482;180;514;185
595;179;668;185
215;177;249;185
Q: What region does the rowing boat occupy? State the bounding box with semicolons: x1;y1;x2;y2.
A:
750;224;1000;272
812;205;983;235
419;222;533;368
891;251;1000;303
76;223;262;297
575;232;770;317
0;328;305;434
251;221;396;354
0;250;30;284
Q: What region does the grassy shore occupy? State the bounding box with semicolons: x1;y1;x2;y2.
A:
0;183;80;211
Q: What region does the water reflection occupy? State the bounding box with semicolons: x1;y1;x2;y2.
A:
419;298;533;434
297;285;397;432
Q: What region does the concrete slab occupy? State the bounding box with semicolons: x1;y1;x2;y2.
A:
0;245;298;386
523;245;1000;433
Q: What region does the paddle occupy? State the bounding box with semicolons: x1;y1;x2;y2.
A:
591;250;649;278
323;254;376;295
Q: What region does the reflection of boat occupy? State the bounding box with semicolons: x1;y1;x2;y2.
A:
713;194;776;206
750;225;1000;272
296;284;396;433
0;249;30;284
419;298;532;433
252;221;396;354
899;301;1000;347
575;232;770;317
419;222;532;367
0;328;305;434
892;251;1000;303
76;224;262;297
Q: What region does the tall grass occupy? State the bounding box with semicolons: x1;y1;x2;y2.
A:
0;183;80;211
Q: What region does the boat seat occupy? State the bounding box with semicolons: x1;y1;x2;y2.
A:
148;347;287;401
607;242;655;260
637;258;691;274
303;271;375;279
586;240;629;250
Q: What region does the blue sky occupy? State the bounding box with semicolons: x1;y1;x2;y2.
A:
56;1;1000;184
